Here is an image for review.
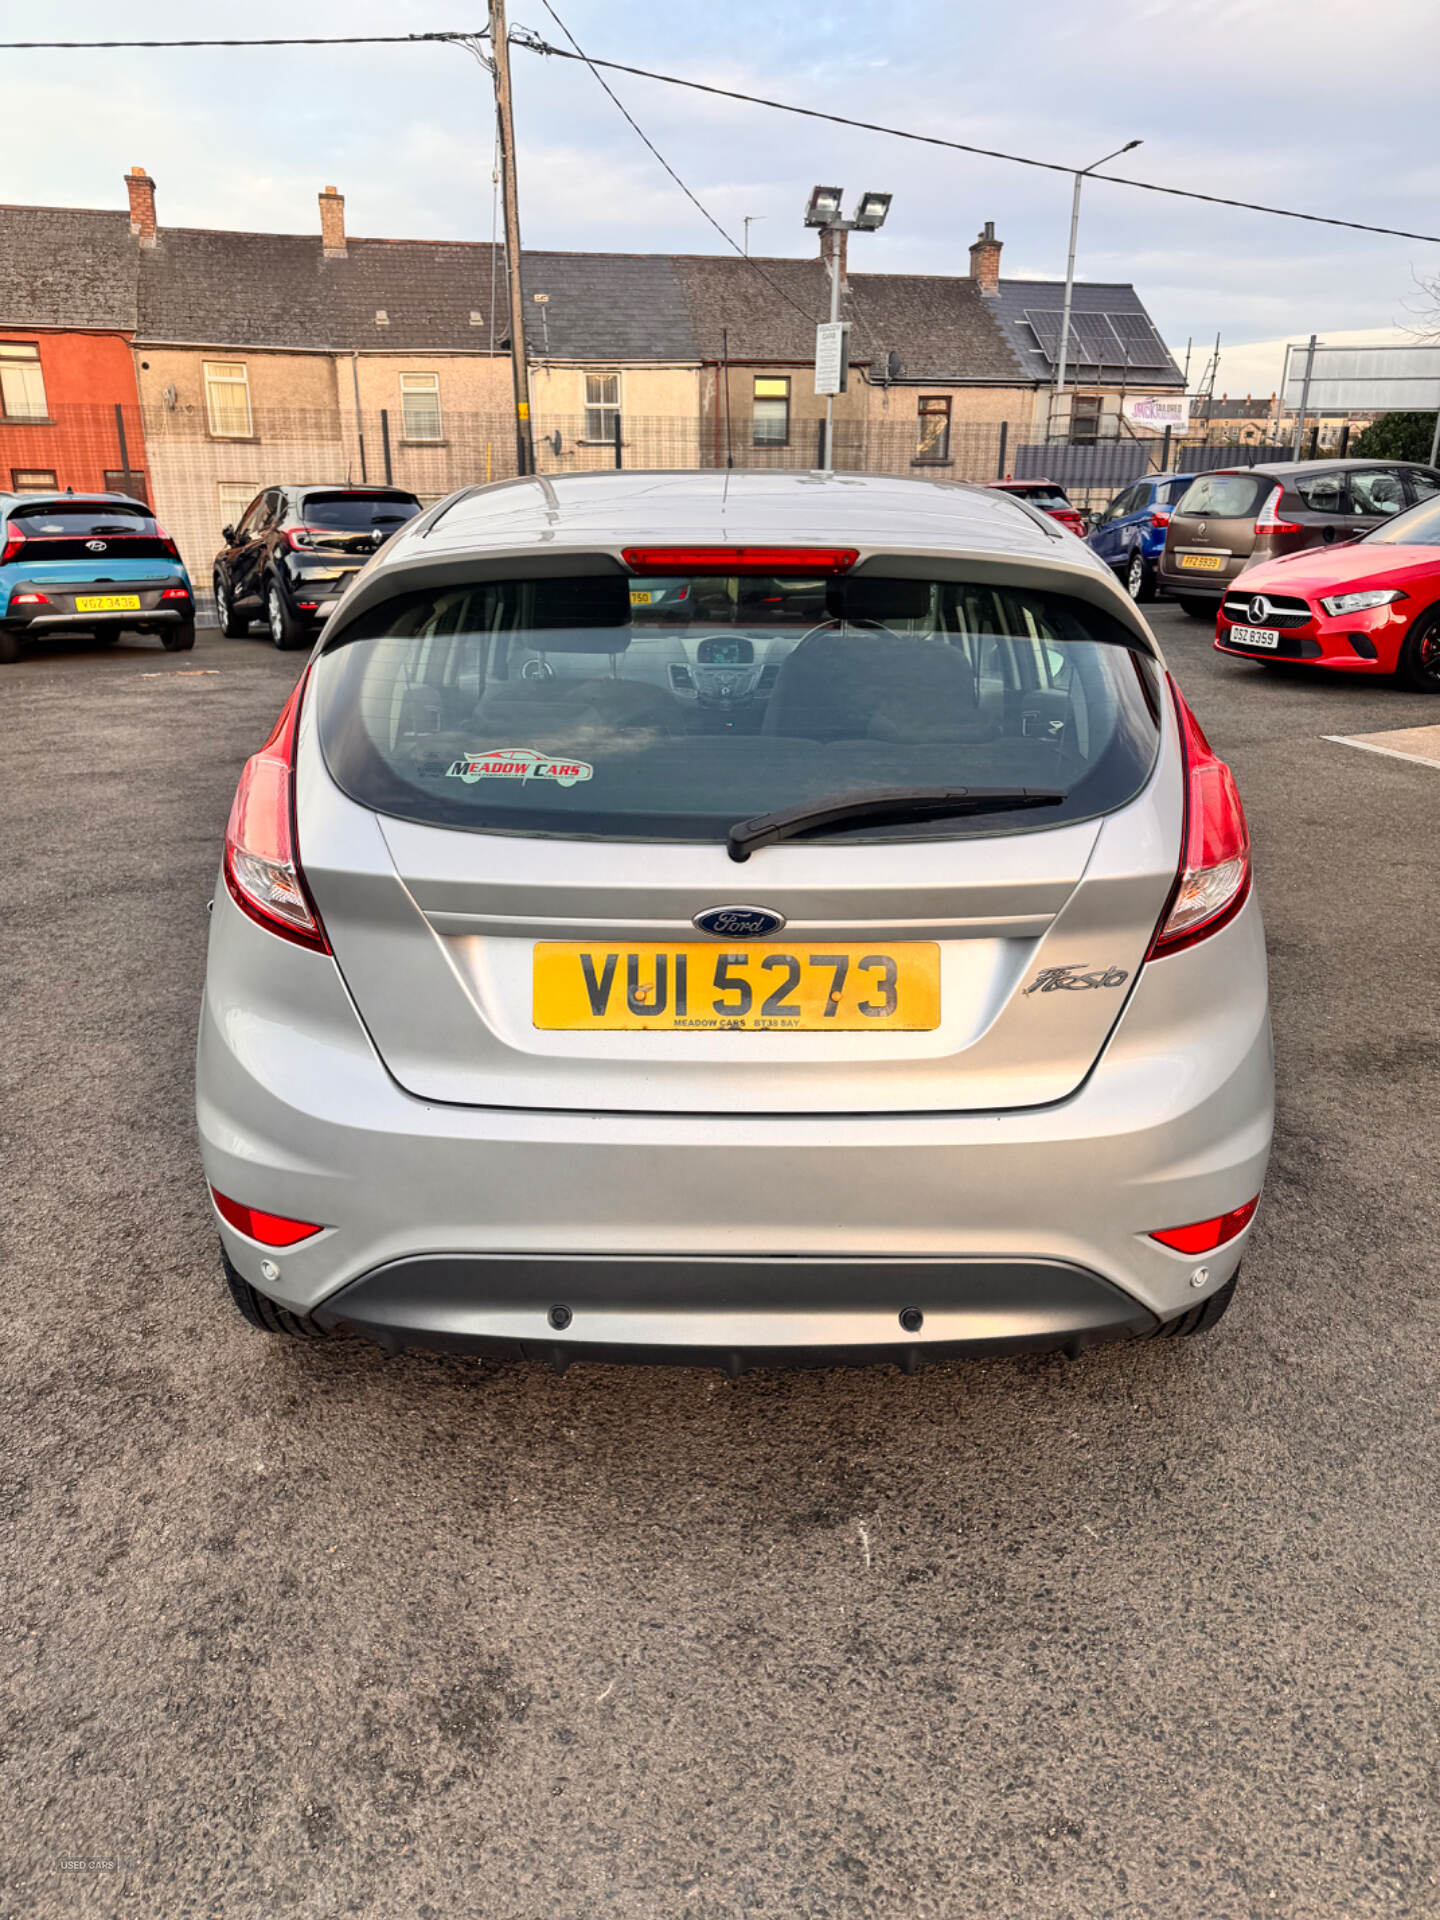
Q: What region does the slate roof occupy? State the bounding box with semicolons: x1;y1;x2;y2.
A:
0;198;1180;391
988;279;1185;388
671;256;1030;384
0;206;139;331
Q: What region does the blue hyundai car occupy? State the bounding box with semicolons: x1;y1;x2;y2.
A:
1086;472;1197;603
0;491;196;664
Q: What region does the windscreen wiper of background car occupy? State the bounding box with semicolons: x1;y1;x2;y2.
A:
727;787;1066;862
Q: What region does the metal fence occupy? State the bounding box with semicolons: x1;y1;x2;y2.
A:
1;400;1331;618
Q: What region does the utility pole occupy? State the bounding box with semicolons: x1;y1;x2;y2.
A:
488;0;535;477
1291;334;1318;458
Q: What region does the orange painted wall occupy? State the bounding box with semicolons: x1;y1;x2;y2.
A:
0;330;146;497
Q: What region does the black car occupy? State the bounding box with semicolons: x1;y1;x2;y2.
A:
212;484;423;649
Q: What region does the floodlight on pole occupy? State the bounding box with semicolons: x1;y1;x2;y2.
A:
852;191;892;230
804;184;844;227
1052;138;1143;442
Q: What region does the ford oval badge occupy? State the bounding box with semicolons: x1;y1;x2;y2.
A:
693;905;786;939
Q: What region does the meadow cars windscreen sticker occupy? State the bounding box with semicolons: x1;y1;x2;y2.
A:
445;748;594;787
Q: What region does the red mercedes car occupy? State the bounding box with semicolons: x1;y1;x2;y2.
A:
1215;490;1440;691
985;479;1087;537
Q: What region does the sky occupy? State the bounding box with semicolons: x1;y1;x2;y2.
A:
2;0;1438;394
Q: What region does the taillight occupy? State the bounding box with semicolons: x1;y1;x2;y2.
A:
1149;681;1251;957
12;592;48;605
156;522;182;559
211;1187;323;1247
1150;1197;1259;1254
1;523;24;564
222;671;329;952
1150;508;1172;529
1254;485;1301;537
623;546;858;573
284;527;319;550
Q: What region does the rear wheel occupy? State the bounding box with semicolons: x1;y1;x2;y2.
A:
1125;547;1157;603
1154;1271;1238;1338
222;1250;329;1341
1176;595;1216;621
214;575;248;638
161;621;196;652
266;579;307;651
0;628;19;665
1396;612;1440;693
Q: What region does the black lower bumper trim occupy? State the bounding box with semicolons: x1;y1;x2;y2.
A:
308;1253;1159;1370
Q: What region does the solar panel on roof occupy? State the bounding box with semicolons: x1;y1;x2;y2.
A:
1022;306;1172;372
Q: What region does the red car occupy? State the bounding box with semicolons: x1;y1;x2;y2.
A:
1215;491;1440;692
985;478;1087;537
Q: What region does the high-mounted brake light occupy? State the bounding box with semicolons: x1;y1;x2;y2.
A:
1149;681;1251;957
211;1187;323;1247
623;546;859;574
1254;484;1301;537
1150;1197;1259;1254
222;671;329;952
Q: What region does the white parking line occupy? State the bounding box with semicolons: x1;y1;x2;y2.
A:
1323;730;1440;772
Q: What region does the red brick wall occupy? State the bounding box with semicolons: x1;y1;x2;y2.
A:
0;331;146;497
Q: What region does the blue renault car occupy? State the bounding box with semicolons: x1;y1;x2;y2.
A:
1086;472;1197;603
0;491;196;664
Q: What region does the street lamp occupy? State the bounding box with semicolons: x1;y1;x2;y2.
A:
804;186;893;471
1052;139;1142;440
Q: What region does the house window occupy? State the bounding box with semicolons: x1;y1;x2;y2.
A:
104;469;148;501
400;372;443;442
204;362;253;438
752;376;790;447
217;483;260;537
915;396;952;464
1069;393;1102;445
12;468;57;491
0;342;49;421
584;373;620;442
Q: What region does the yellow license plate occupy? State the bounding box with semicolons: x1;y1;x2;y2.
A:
74;594;142;612
1178;554;1224;572
534;941;941;1031
628;590;654;605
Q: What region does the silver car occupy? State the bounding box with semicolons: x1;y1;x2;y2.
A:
197;471;1272;1369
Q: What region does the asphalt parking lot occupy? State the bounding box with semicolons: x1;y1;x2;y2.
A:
3;601;1438;1920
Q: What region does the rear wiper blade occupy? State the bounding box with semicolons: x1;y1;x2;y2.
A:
727;786;1066;862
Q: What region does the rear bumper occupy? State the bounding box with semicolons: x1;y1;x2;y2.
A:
4;605;189;632
308;1251;1159;1367
197;881;1273;1362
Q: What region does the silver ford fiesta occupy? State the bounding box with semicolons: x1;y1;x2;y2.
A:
197;470;1272;1369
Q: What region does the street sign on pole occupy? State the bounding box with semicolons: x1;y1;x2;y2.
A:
815;321;850;396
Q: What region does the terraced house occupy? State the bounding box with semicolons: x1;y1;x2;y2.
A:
0;171;1184;591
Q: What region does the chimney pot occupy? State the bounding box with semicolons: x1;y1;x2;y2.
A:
968;221;1002;295
319;185;347;259
124;167;158;248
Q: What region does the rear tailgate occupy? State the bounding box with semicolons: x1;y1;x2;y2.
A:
295;718;1181;1118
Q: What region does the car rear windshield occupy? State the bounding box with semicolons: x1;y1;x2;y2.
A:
1364;494;1440;546
11;501;153;536
313;569;1161;846
1008;485;1070;508
299;492;422;531
1173;473;1267;519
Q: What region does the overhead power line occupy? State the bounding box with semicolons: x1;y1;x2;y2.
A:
3;26;1437;246
531;0;817;323
518;40;1440;248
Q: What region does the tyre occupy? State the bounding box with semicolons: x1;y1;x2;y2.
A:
214;574;248;638
0;627;19;665
1124;547;1157;603
1153;1271;1238;1339
266;578;307;651
1396;611;1440;693
161;621;196;652
1176;595;1216;621
221;1249;328;1341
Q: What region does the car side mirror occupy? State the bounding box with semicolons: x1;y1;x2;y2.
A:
221;524;236;545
